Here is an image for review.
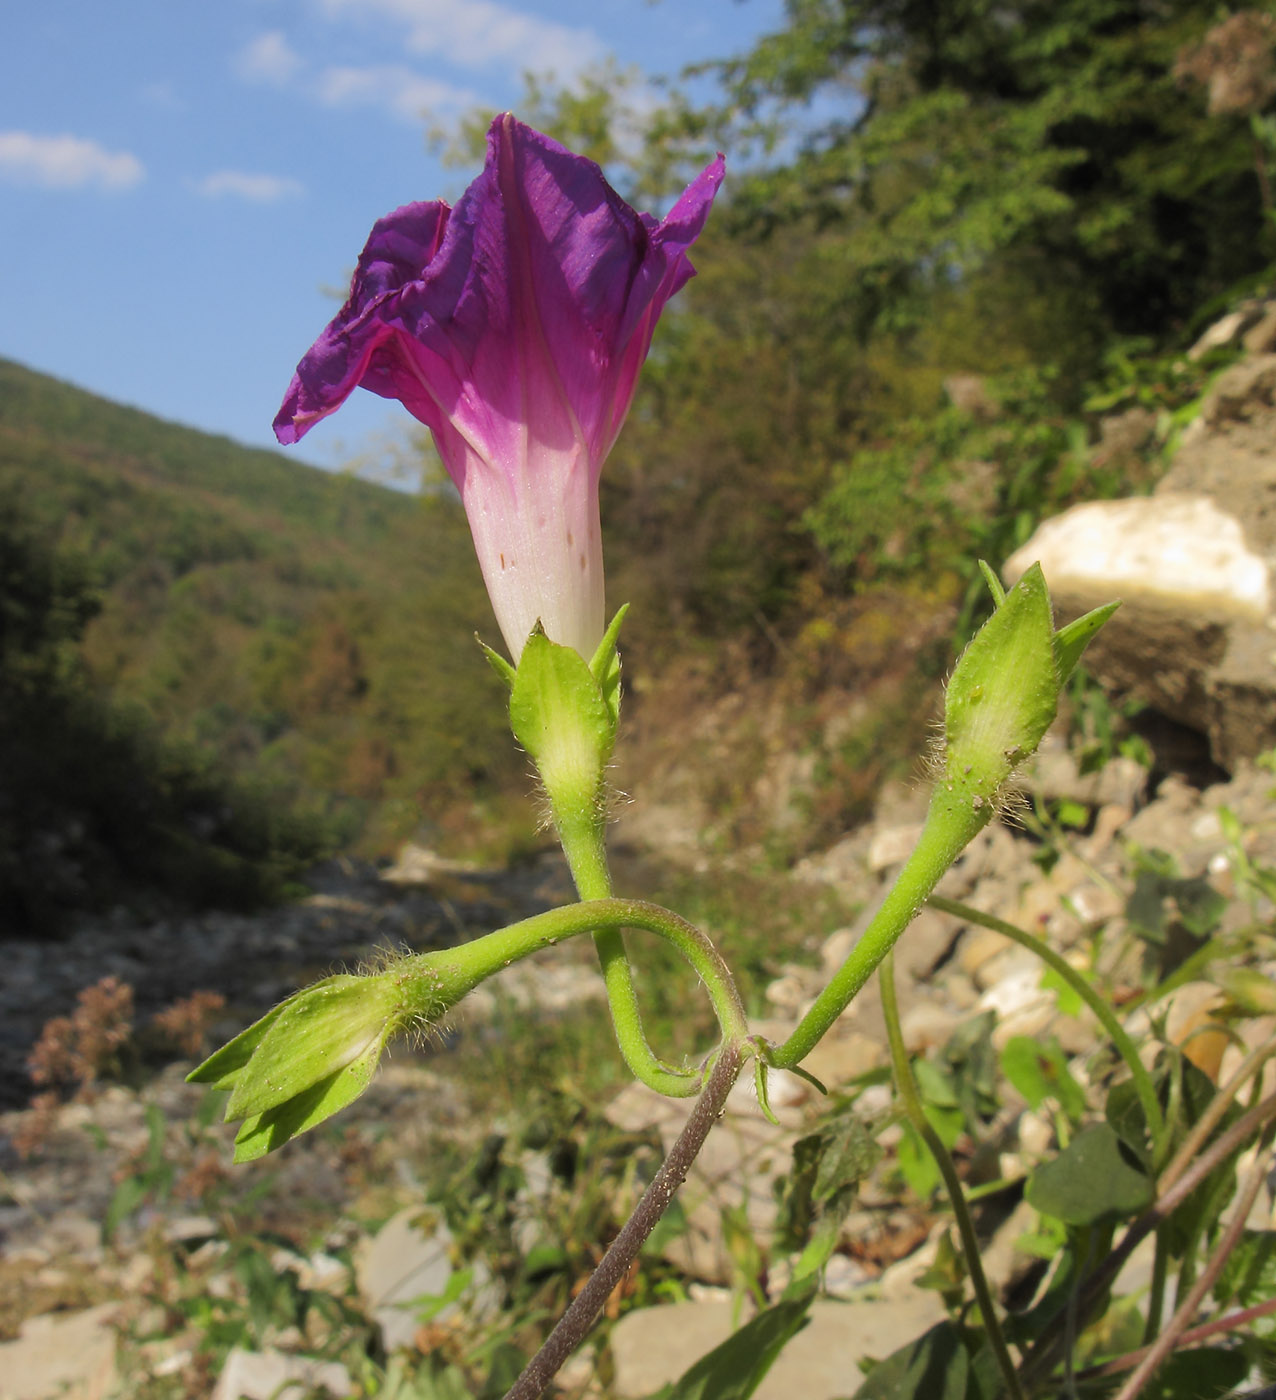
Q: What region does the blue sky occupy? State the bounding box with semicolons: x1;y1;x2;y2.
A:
1;0;783;482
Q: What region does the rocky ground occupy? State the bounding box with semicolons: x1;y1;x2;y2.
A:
3;725;1275;1398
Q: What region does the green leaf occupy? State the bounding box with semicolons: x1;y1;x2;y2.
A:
1142;1347;1248;1400
408;1266;472;1323
1000;1036;1085;1121
1216;1230;1276;1310
813;1111;882;1204
1026;1122;1153;1226
1038;966;1084;1018
648;1284;817;1400
855;1321;968;1400
1053;601;1119;686
102;1172;149;1243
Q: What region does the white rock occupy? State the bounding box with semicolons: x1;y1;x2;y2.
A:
0;1304;117;1400
609;1295;947;1399
764;974;808;1012
868;824;926;873
900;1001;960;1053
1188;308;1253;360
354;1208;456;1351
1005;494;1269;622
211;1348;351;1400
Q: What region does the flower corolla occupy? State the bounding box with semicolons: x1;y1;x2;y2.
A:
275;113;724;661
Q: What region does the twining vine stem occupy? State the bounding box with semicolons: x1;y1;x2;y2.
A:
501;1040;746;1400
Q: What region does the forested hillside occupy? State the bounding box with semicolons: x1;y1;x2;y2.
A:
0;360;519;930
4;0;1274;930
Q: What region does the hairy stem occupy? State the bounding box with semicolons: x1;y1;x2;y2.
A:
415;897;750;1068
502;1040;746;1400
772;796;986;1070
880;951;1026;1400
558;810;699;1096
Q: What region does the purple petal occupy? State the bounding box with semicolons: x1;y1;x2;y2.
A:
273;200;451;444
273;114;724;659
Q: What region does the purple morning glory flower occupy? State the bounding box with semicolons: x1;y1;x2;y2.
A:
275;113;725;662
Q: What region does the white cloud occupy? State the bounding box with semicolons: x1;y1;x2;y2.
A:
315;64;478;122
236;30;305;85
193;170;305;202
316;0;604;77
0;131;144;191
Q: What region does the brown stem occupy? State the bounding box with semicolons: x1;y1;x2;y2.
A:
1158;1038;1276;1198
1021;1089;1276;1387
502;1040;745;1400
1079;1297;1276;1381
1110;1128;1274;1400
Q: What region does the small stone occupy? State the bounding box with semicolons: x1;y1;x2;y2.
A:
1188;308;1253;360
0;1304;118;1400
940;973;979;1011
211;1347;351;1400
1162;981;1230;1079
164;1214;219;1245
959;928;1005;980
821;1253;873;1297
354;1208;457;1351
978;962;1055;1050
868;824;925;873
1067;882;1123;930
727;1070;807;1119
820;926;859;973
800;1032;885;1090
1242;304;1276;353
1017;1111;1054;1159
609;1296;946;1399
972;946;1038;995
765;974;808;1012
899;1001;960;1053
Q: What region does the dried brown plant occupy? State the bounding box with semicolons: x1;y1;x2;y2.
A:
150;990;226;1059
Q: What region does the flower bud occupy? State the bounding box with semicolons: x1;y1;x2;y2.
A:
190;961;454;1162
507;608;626;850
938;564;1118;829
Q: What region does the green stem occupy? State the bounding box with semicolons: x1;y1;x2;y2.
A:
556;809;700;1095
880;951;1026;1400
928;896;1167;1161
411;897;750;1071
771;791;986;1070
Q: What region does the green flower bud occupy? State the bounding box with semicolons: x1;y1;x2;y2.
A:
938;564;1118;831
189;958;458;1163
507;606;627;849
945;564;1059;808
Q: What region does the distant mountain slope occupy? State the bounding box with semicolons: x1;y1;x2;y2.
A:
0;358;515;865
